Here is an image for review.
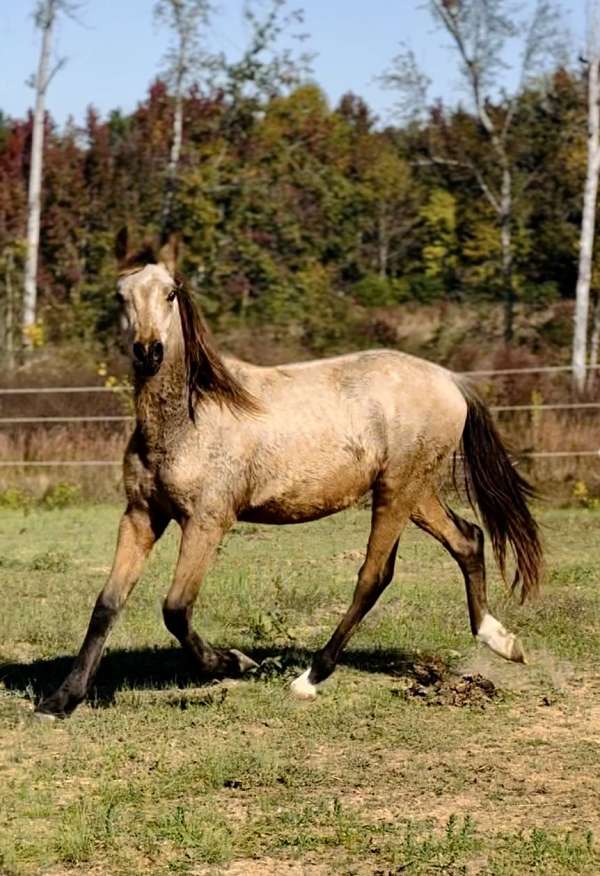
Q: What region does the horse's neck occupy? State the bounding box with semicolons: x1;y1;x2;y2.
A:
134;360;188;453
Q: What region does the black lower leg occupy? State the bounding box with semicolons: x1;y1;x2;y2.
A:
453;523;487;637
308;591;380;686
163;605;244;677
308;544;399;686
308;647;339;685
36;601;117;718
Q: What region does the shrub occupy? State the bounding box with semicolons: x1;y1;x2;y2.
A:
0;488;33;512
352;275;398;307
42;482;81;509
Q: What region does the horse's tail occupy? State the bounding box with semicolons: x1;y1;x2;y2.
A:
455;378;543;602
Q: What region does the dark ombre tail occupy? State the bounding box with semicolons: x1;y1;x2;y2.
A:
455;379;543;602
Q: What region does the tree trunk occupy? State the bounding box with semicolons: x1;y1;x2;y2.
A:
161;82;184;236
572;55;600;395
500;163;514;344
5;250;16;371
23;1;55;347
377;207;389;279
587;291;600;392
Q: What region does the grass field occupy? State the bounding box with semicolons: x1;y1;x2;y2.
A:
1;504;600;875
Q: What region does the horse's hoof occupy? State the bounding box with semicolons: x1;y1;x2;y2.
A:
478;614;527;665
290;669;318;700
229;649;259;674
33;709;58;722
509;637;527;664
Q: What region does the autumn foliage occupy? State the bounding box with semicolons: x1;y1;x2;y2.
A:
0;67;589;359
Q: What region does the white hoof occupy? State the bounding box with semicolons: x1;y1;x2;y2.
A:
477;613;526;664
33;710;57;723
290;668;318;700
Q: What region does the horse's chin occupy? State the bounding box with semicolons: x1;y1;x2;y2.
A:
133;361;162;378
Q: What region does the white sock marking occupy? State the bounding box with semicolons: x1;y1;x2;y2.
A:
290;668;318;700
477;613;518;660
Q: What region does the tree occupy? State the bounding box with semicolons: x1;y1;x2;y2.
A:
22;0;76;348
218;0;313;102
382;0;563;341
154;0;214;236
572;0;600;394
359;138;418;281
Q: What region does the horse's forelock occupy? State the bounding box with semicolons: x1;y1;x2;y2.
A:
118;243;159;275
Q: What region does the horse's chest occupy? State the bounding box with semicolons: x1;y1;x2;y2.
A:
154;443;243;518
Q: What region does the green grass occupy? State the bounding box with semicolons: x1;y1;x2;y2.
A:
1;504;600;874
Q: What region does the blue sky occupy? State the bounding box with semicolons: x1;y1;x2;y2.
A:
0;1;586;129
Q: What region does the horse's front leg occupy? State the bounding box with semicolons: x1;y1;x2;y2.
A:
36;504;167;719
163;518;257;677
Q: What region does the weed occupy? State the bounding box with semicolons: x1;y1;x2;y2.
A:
29;548;71;572
153;805;232;865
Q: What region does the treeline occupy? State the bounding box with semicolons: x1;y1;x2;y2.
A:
0;66;589;357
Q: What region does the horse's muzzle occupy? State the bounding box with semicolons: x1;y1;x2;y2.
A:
132;340;164;376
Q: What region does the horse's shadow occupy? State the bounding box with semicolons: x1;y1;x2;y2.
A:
0;644;431;710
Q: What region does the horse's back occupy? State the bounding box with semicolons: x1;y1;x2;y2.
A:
240;348;466;441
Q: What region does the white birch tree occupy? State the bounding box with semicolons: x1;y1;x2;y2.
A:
22;0;74;348
154;0;213;237
572;0;600;394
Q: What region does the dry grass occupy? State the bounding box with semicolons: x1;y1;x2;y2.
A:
1;505;600;874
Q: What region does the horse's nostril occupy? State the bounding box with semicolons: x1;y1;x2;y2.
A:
150;341;164;362
133;342;146;362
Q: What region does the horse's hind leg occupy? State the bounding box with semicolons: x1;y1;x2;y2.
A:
291;486;409;699
411;492;525;663
162;519;258;677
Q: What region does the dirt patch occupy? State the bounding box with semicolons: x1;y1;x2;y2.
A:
333;549;364;563
393;660;499;708
194;857;334;875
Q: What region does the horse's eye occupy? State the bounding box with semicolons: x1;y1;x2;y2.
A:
115;291;124;305
167;289;177;303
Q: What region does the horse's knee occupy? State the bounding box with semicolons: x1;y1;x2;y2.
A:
162;602;189;640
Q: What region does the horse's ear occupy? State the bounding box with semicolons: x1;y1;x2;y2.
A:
115;227;129;267
159;233;179;277
115;226;158;271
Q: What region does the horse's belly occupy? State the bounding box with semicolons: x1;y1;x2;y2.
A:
239;468;374;525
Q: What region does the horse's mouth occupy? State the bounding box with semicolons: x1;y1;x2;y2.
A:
133;359;162;378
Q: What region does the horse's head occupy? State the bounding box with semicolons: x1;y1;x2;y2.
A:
115;229;180;378
114;228;259;417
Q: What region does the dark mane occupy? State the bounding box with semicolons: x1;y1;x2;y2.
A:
175;279;261;419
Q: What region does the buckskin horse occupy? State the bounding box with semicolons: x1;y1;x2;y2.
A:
36;232;542;718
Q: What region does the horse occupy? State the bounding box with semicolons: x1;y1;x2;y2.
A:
35;232;542;719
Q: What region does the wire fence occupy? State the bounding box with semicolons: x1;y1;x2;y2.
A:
4;401;600;424
1;362;600;396
1;365;600;466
